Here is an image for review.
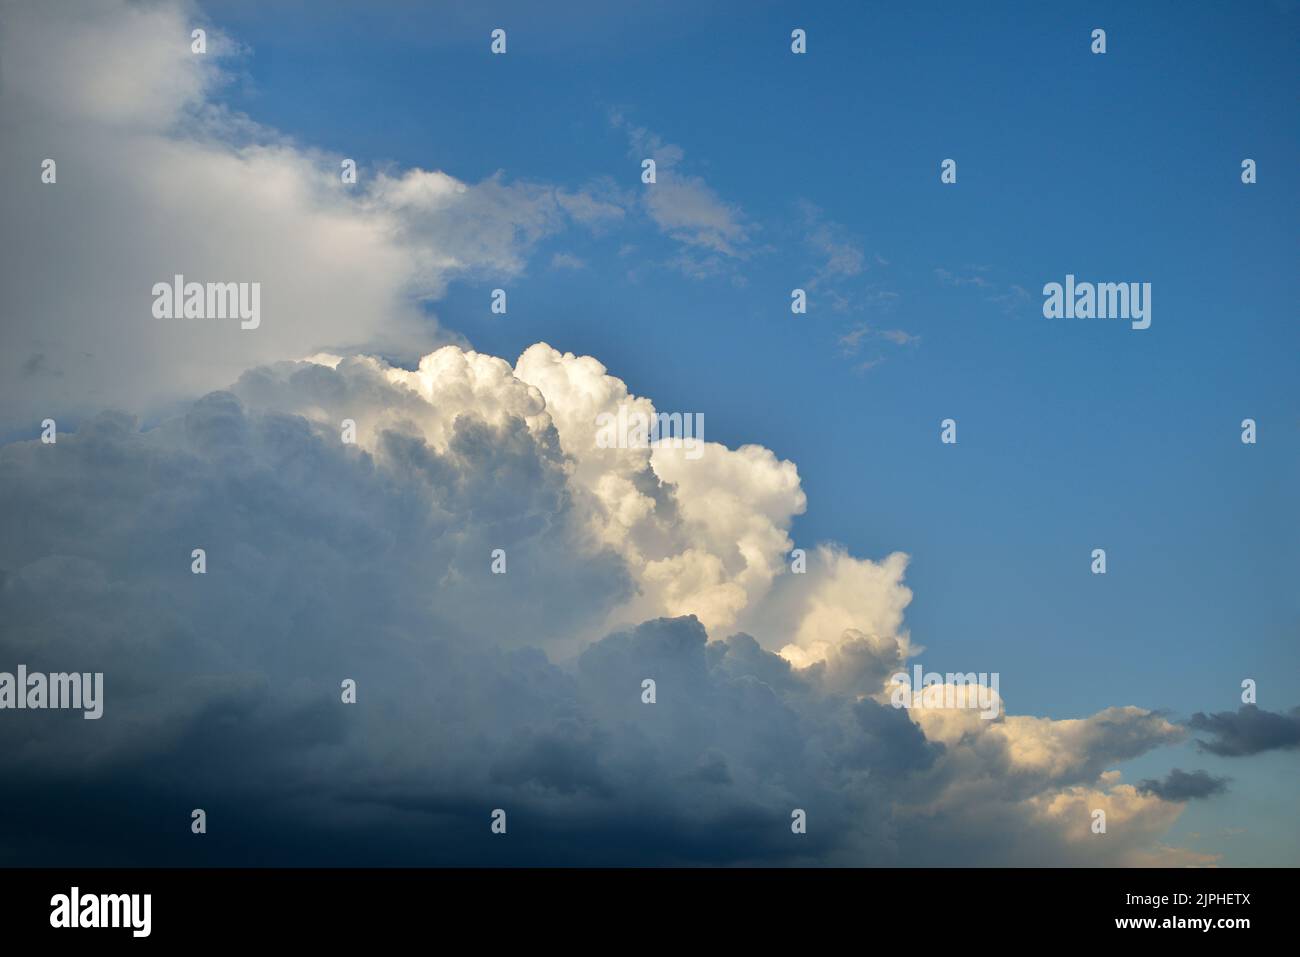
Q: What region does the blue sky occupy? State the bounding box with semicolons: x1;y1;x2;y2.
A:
196;2;1300;861
0;0;1295;866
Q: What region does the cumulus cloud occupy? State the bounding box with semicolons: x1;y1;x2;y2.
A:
1189;705;1300;757
0;341;1211;866
0;383;899;864
774;546;912;679
510;342;806;642
0;0;1232;867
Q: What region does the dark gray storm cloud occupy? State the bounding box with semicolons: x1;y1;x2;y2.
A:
1137;769;1230;801
0;367;1203;866
0;387;928;865
1188;705;1300;757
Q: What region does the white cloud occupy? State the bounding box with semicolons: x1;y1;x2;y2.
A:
0;0;621;427
611;113;754;273
0;0;1214;867
550;252;588;270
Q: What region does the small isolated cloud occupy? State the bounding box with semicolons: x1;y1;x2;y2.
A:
798;201;866;292
838;326;872;355
1188;705;1300;757
989;284;1031;312
878;328;920;346
839;323;920;355
1138;769;1231;801
610;112;754;277
837;323;920;374
935;267;992;290
550;252;588;270
935;267;1030;316
794;202;898;318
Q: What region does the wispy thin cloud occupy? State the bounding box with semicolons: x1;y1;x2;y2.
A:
839;322;921;358
935;267;1030;315
838;321;920;375
550;252;588;270
609;111;755;278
